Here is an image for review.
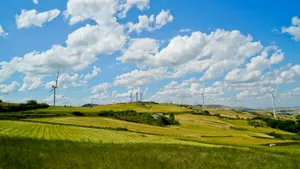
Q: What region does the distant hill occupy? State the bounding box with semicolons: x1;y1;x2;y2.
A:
196;104;229;108
93;102;192;113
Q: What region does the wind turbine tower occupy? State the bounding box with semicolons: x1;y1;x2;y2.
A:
202;93;205;108
272;94;276;119
271;86;280;119
140;92;143;102
232;98;242;112
49;70;59;107
130;92;133;103
136;92;139;102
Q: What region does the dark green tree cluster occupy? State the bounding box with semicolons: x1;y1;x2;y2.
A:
72;111;85;116
252;117;300;134
0;100;49;112
98;110;179;126
192;110;210;115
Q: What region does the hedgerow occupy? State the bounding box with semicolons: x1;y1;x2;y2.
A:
0;100;49;113
98;110;179;126
252;117;300;134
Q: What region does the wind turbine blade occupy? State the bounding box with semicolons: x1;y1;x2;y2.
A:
275;97;281;105
274;84;279;95
232;100;237;106
56;70;60;86
49;88;54;93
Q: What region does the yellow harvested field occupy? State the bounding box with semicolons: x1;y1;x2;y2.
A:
0;120;215;147
26;114;294;145
28;103;192;114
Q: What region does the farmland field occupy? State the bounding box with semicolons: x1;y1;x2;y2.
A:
0;103;300;168
1;137;300;169
25;103;193;115
24;114;294;145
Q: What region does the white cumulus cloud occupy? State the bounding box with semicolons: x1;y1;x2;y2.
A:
45;73;84;89
126;9;173;33
16;9;61;29
19;75;43;92
0;82;20;94
91;82;111;94
119;0;150;18
83;66;101;80
0;25;8;37
282;16;300;41
119;29;263;81
113;67;167;87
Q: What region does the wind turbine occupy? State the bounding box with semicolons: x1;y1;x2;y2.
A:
201;93;205;108
62;95;71;106
232;97;242;111
49;70;59;107
271;86;280;119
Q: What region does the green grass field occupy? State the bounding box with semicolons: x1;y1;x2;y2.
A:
0;103;299;168
24;114;294;145
0;102;17;107
1;137;299;169
26;103;193;115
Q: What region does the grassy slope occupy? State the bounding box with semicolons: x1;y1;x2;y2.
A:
26;103;192;115
0;102;17;106
0;120;212;146
1;103;299;168
1;102;297;146
0;137;299;169
22;114;295;145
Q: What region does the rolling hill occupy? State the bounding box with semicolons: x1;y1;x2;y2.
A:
0;102;299;168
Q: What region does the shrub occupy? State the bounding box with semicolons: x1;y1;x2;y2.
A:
214;114;222;118
72;112;85;116
268;132;283;139
168;113;179;125
39;103;50;109
156;116;170;126
248;120;264;127
203;110;210;115
27;100;38;105
169;113;175;121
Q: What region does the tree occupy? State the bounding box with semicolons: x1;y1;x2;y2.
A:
203;110;210;115
169;113;175;121
26;100;38;105
156;116;170;126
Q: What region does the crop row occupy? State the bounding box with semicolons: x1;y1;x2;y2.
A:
0;120;201;145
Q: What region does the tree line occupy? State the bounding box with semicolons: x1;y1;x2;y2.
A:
97;110;179;126
252;116;300;134
0;100;49;112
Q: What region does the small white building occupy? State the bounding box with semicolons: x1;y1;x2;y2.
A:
152;113;165;119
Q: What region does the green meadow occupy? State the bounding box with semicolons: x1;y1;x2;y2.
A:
0;103;300;168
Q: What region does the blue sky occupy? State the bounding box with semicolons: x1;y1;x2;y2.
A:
0;0;300;108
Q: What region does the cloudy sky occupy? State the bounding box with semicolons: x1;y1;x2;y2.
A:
0;0;300;107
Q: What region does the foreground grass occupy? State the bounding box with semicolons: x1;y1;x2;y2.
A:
0;137;299;169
